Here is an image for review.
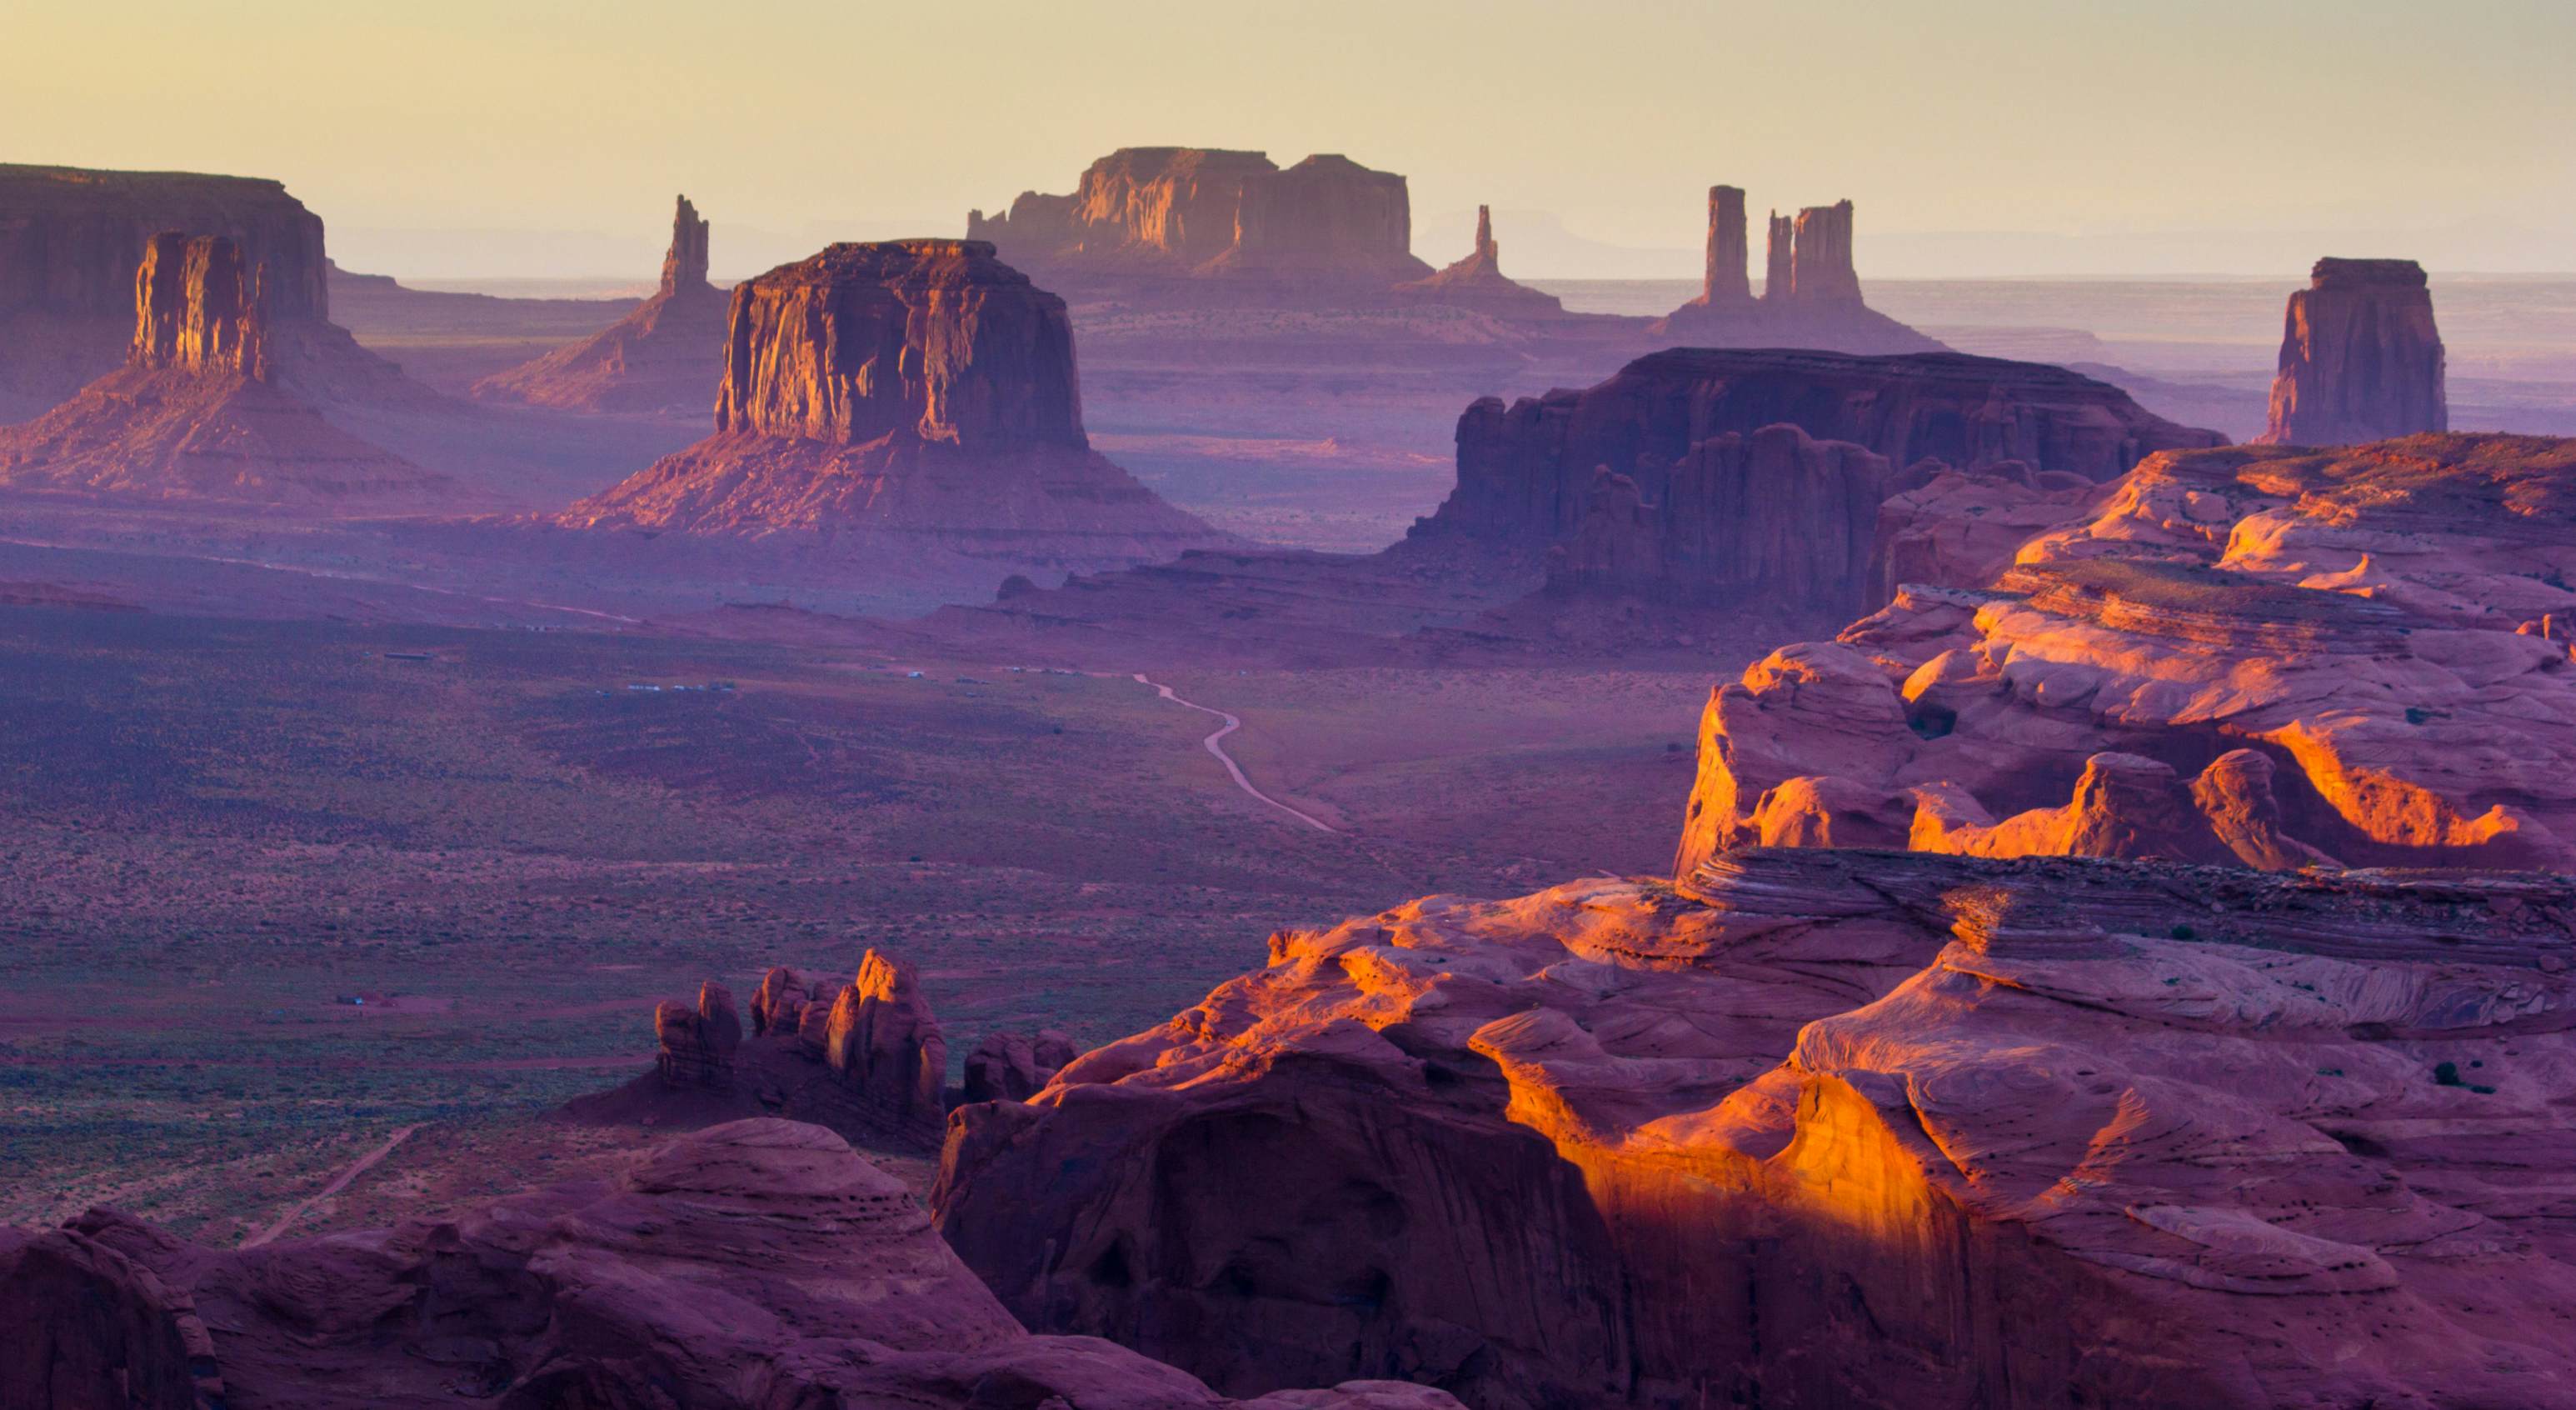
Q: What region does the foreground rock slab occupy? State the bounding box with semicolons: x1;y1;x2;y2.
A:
5;1118;1465;1409
937;851;2576;1409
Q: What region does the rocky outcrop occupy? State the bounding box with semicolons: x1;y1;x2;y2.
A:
2258;258;2447;447
1672;433;2576;874
655;979;743;1088
822;949;948;1141
5;1119;1462;1410
0;232;442;503
967;148;1433;298
1653;190;1942;353
1544;424;1890;622
936;852;2576;1409
561;240;1228;562
1394;206;1565;318
963;1028;1081;1104
472;194;730;414
1415;348;2220;623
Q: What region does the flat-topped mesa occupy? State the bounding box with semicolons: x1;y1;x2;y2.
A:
131;232;267;381
712;239;1086;451
0;164;336;407
659;192;711;295
1418;348;2224;554
966;146;1432;291
1704;185;1752;306
2258;257;2447;447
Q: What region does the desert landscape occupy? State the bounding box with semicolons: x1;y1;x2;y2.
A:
7;4;2576;1408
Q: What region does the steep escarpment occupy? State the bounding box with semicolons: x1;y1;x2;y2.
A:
1671;433;2576;874
966;147;1434;302
2259;258;2447;447
0;163;417;418
472;194;730;414
1651;188;1944;353
937;852;2576;1409
0;232;442;503
562;239;1227;565
2;1119;1462;1409
1413;348;2219;625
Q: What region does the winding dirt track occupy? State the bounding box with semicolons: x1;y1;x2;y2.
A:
1132;673;1338;833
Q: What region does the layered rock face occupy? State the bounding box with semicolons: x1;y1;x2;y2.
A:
2;1119;1461;1410
1414;348;2219;622
1654;189;1941;353
2259;258;2447;447
937;852;2576;1409
0;164;329;408
967;147;1433;295
473;194;730;414
1394;205;1565;317
562;240;1226;559
1673;433;2576;874
0;232;441;503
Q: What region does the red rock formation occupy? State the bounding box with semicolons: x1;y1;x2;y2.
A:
0;165;326;399
967;147;1433;298
1653;190;1934;352
655;979;743;1088
963;1028;1081;1103
823;948;949;1141
1416;348;2220;620
1672;433;2576;874
1785;200;1861;306
0;232;442;503
1545;423;1890;622
9;1120;1460;1409
937;851;2576;1409
2258;258;2447;447
1393;205;1565;317
561;240;1227;562
1703;185;1753;306
473;194;730;415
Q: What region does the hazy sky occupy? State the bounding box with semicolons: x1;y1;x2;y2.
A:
9;0;2574;279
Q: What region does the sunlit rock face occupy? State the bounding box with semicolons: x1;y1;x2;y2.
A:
936;850;2576;1409
2;1119;1467;1409
966;147;1432;293
2259;258;2447;448
0;232;442;503
1674;433;2576;875
559;239;1229;562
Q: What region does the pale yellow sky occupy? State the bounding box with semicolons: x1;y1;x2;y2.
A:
7;0;2573;278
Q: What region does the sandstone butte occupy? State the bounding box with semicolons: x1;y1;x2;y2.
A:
0;1118;1465;1410
2259;258;2449;448
0;232;445;503
936;848;2576;1409
1648;187;1946;355
1670;432;2576;876
473;194;731;414
966;147;1434;300
558;238;1231;563
0;164;334;412
1407;347;2224;631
